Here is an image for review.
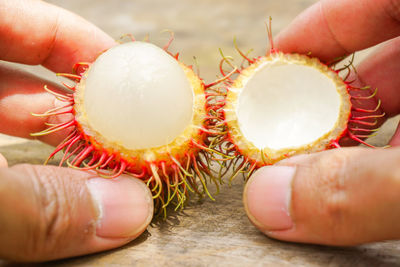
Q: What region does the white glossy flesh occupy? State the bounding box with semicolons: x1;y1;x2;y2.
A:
83;42;194;150
237;62;341;150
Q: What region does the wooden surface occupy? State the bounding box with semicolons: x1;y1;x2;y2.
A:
1;136;400;267
1;0;400;266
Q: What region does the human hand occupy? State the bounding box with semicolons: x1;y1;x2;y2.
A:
0;0;153;261
243;0;400;245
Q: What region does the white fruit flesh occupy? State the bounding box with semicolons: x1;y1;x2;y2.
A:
225;53;351;164
237;62;341;149
81;42;194;150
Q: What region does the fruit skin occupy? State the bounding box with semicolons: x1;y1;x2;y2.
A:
31;40;224;214
225;52;352;167
217;45;384;180
74;61;206;172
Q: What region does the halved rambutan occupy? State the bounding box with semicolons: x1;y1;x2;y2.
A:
32;37;223;213
218;21;384;177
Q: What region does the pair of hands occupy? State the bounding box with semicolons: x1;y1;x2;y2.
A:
0;0;399;262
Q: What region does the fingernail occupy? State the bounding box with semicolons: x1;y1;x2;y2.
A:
87;176;153;238
244;166;295;231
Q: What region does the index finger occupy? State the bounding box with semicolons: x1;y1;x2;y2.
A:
0;0;116;73
274;0;400;62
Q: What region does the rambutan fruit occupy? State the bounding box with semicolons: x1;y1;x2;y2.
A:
32;36;224;213
217;20;384;177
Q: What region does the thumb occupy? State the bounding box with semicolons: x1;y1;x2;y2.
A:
243;147;400;246
0;164;153;262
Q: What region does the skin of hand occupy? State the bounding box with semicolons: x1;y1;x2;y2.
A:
243;0;400;246
0;0;153;262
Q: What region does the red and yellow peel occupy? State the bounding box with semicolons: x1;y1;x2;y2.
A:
216;20;384;180
32;37;225;215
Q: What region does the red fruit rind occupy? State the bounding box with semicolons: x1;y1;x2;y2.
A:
32;37;224;215
216;22;384;180
224;52;352;166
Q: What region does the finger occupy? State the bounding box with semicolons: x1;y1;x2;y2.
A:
0;64;72;146
243;147;400;245
0;153;7;168
0;164;153;262
274;0;400;62
0;0;116;73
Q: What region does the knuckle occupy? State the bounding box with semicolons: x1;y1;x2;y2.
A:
314;151;353;235
19;165;73;260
